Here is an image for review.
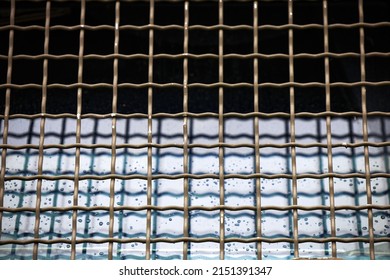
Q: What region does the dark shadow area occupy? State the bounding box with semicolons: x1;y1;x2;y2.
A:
0;0;389;114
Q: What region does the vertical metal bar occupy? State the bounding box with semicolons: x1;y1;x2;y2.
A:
183;0;190;260
316;118;330;255
285;119;294;255
253;0;262;260
146;0;155;260
11;121;34;257
70;0;85;260
358;0;375;260
288;0;299;259
48;118;67;258
108;0;120;260
349;118;364;255
32;0;51;260
218;0;225;260
82;120;98;255
82;119;97;255
117;118;130;258
322;0;337;258
151;121;160;260
0;0;15;242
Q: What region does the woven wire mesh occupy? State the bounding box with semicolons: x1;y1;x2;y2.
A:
0;0;390;260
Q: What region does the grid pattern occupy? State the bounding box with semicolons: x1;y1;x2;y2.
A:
0;0;390;260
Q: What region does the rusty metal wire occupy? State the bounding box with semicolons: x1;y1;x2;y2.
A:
0;0;389;260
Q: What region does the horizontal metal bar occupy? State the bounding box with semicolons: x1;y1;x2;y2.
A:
0;22;389;32
1;204;390;213
1;237;389;246
0;141;389;150
1;81;390;90
3;173;390;181
1;111;390;120
1;52;390;61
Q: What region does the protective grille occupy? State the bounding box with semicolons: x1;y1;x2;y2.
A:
0;0;389;260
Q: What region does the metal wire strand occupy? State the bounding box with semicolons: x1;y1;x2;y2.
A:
0;0;15;243
1;51;390;61
145;0;155;260
1;21;390;32
32;0;51;260
70;0;85;260
2;204;389;213
358;0;375;260
107;0;120;260
1;237;389;246
288;0;299;259
182;0;190;260
218;0;225;260
322;0;337;259
3;172;390;181
1;111;390;120
1;81;390;91
253;0;262;260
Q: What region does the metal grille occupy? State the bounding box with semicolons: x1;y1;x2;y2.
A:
0;0;389;260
